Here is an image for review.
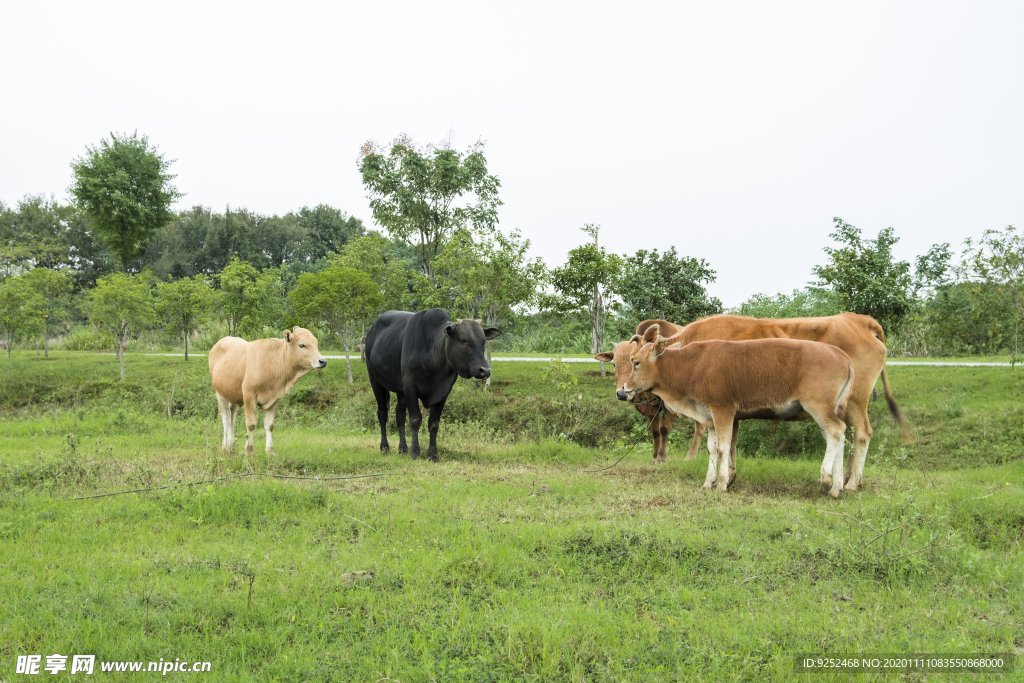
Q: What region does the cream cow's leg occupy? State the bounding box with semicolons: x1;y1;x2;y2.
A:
264;403;278;455
216;393;234;453
243;398;257;455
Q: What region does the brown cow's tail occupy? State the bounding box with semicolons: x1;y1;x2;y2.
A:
880;363;913;442
835;359;854;422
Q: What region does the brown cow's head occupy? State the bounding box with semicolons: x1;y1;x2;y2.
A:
283;326;327;370
595;336;647;403
621;324;670;400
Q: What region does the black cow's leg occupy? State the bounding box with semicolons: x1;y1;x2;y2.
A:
406;390;423;460
369;377;390;453
425;396;448;462
395;393;408;454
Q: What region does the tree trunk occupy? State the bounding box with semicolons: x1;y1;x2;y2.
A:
44;330;48;358
345;337;353;384
6;344;10;378
184;331;189;361
35;339;39;356
117;328;126;381
591;288;605;376
485;340;492;390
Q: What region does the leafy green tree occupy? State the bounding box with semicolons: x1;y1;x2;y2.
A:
155;276;219;360
218;258;284;338
811;218;914;333
87;273;155;380
70;131;181;271
0;277;45;377
296;205;365;262
618;247;722;323
332;234;421;313
19;268;72;357
289;266;383;382
359;134;502;285
959;225;1024;354
549;225;622;366
736;287;841;319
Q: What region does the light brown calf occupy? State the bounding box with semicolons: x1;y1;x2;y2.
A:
208;327;327;455
625;325;855;497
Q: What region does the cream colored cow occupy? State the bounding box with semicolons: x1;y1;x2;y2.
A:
208;327;326;454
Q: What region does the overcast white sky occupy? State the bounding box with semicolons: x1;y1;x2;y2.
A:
2;1;1022;306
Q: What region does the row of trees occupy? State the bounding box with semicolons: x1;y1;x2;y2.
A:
3;130;1022;382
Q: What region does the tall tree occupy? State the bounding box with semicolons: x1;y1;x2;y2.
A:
0;277;45;377
811;218;914;333
289;265;383;382
959;225;1024;354
549;225;622;369
618;246;722;323
70;131;181;271
19;268;72;357
359;134;502;285
87;273;154;380
427;227;546;386
295;205;365;262
332;233;420;312
155;276;218;360
218;258;284;338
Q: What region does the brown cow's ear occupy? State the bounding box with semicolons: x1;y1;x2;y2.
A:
283;330;292;342
652;337;669;358
629;334;642;344
594;351;614;362
643;324;660;344
483;327;502;341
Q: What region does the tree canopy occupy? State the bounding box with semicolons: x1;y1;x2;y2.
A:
618;246;722;324
155;276;218;360
549;225;622;356
87;273;155;380
359;135;502;285
70;132;181;271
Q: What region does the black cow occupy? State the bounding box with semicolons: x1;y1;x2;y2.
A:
365;309;502;461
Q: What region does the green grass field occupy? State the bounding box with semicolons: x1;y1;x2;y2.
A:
1;351;1022;681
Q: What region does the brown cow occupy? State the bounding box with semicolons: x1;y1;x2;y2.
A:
625;325;854;496
208;327;327;455
595;319;709;465
651;313;907;491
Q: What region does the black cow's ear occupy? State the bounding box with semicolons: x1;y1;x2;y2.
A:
444;323;455;338
483;327;502;341
283;330;292;342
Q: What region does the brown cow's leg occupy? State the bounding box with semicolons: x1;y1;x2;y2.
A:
703;425;718;489
844;402;872;491
650;413;663;463
684;421;705;461
710;411;736;492
659;412;676;463
728;418;739;486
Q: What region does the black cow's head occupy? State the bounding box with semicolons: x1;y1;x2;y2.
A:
443;319;502;379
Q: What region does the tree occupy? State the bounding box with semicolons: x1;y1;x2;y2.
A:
0;277;45;377
218;258;285;339
289;266;383;382
359;134;502;285
19;268;72;357
959;225;1024;354
70;131;181;270
331;233;419;313
737;287;841;319
155;276;218;361
618;246;722;323
427;227;546;386
549;225;622;370
87;273;154;380
295;204;365;262
811;218;914;333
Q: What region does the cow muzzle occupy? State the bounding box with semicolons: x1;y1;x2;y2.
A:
316;358;327;369
616;390;628;401
473;365;491;380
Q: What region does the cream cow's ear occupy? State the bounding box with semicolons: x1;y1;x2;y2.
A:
283;330;292;342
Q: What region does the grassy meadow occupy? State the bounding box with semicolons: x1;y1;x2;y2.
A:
1;350;1022;681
